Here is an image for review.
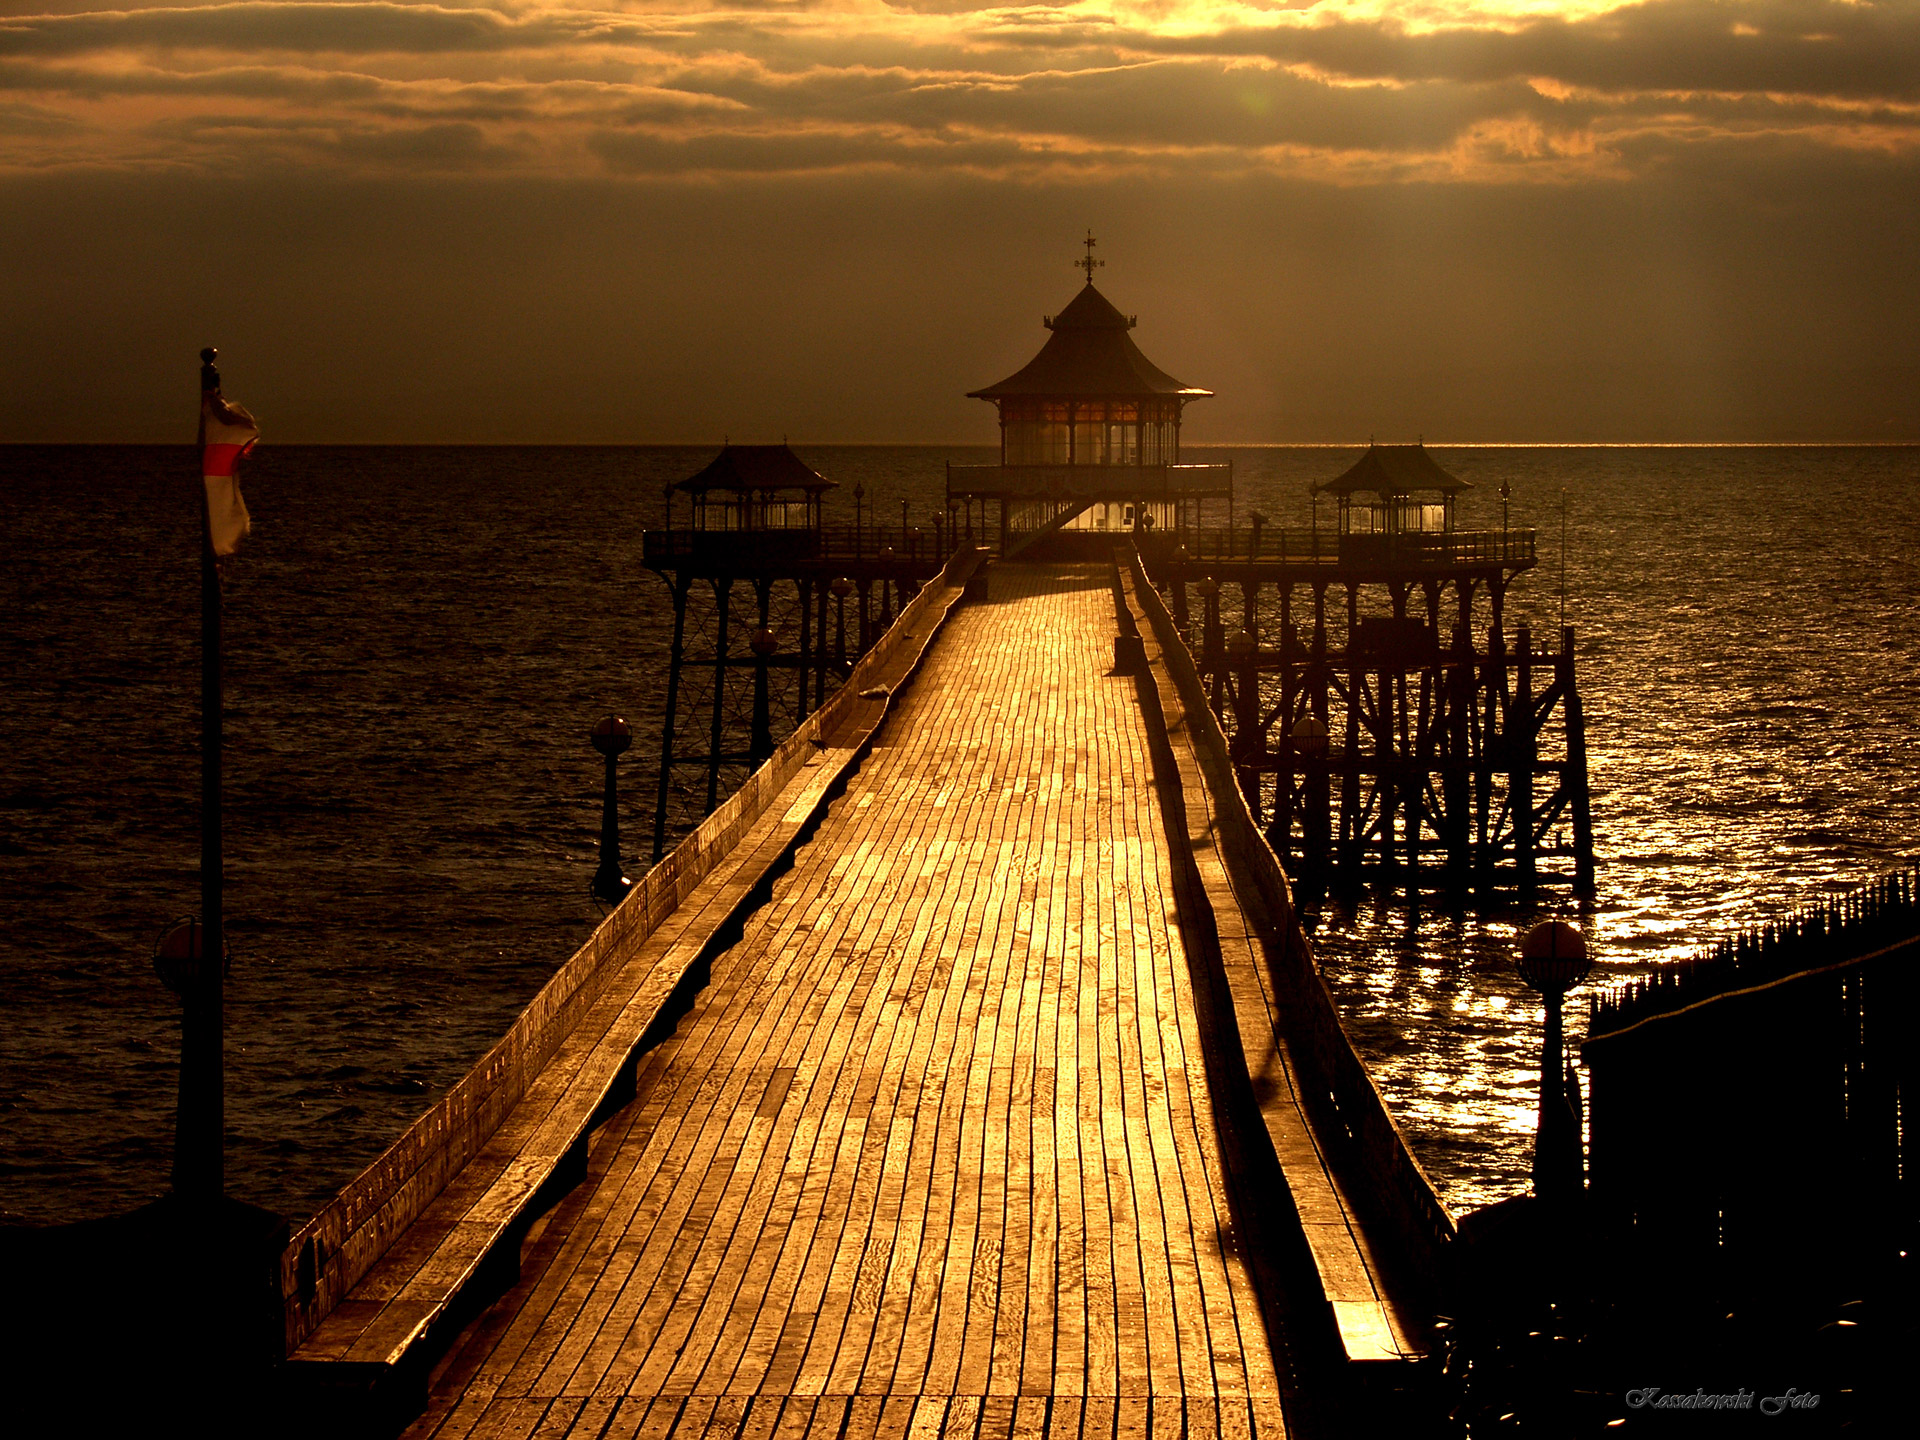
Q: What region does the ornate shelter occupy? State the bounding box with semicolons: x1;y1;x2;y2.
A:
1310;443;1471;564
674;443;835;533
948;238;1233;556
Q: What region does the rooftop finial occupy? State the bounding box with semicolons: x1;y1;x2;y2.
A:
1077;229;1104;285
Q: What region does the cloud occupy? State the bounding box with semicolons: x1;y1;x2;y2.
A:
1149;2;1920;102
0;2;1914;182
0;4;605;59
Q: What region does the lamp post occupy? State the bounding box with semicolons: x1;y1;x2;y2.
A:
590;716;633;904
1499;480;1512;561
1518;919;1592;1201
1308;483;1320;559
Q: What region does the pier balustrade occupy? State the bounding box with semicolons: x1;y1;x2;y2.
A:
1148;526;1536;569
278;547;989;1380
1123;545;1458;1300
944;460;1234;497
642;521;949;569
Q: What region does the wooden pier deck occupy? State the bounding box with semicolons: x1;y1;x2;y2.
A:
283;556;1447;1440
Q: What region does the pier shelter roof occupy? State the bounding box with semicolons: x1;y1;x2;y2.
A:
674;443;837;495
967;282;1213;401
1313;443;1471;499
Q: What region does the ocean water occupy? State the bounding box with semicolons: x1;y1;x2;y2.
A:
3;444;1916;1225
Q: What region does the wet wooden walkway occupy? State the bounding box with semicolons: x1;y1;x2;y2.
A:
404;566;1288;1439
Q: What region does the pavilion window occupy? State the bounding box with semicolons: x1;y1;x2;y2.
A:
1005;422;1071;465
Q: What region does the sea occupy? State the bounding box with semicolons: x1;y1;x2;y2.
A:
4;444;1917;1227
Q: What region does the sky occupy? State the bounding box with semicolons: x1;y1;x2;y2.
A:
2;0;1917;443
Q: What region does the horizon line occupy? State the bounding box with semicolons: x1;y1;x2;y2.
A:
4;439;1917;450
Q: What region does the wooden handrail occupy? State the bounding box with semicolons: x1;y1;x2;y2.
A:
1123;541;1458;1291
278;546;988;1358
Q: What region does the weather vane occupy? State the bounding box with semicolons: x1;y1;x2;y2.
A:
1077;229;1104;284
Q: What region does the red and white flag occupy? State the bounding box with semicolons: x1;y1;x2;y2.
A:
202;391;259;557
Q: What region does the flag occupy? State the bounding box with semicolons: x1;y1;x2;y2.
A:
202;391;259;557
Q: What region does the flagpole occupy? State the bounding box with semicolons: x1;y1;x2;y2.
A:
176;345;225;1201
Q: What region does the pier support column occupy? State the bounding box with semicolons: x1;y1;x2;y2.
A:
816;579;831;703
705;576;732;816
1513;623;1537;891
1444;625;1474;891
1340;596;1363;882
796;578;813;721
1564;625;1597;894
652;573;691;861
1477;628;1504;895
1307;585;1332;885
1378;663;1397;879
749;581;774;768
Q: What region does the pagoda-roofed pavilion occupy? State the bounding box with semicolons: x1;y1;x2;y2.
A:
949;237;1233;558
674;443;836;532
1311;442;1473;564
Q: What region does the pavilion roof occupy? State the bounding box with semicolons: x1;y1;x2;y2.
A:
967;283;1212;401
675;444;836;495
1312;444;1472;499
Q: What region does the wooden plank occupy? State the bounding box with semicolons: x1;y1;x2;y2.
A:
468;1398;564;1440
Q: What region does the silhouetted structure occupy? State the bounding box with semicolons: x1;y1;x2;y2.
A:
948;250;1233;556
642;443;948;857
1580;865;1917;1355
1147;443;1592;898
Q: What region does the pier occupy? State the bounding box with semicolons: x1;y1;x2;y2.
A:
644;270;1590;899
276;548;1451;1436
257;265;1595;1433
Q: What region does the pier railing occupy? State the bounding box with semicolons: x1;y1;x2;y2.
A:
1149;527;1536;569
641;520;1536;574
1125;542;1457;1293
944;460;1234;500
279;545;988;1358
643;522;951;569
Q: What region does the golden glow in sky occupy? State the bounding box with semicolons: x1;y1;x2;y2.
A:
4;1;1915;182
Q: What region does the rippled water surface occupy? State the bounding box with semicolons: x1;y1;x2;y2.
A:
4;444;1916;1223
